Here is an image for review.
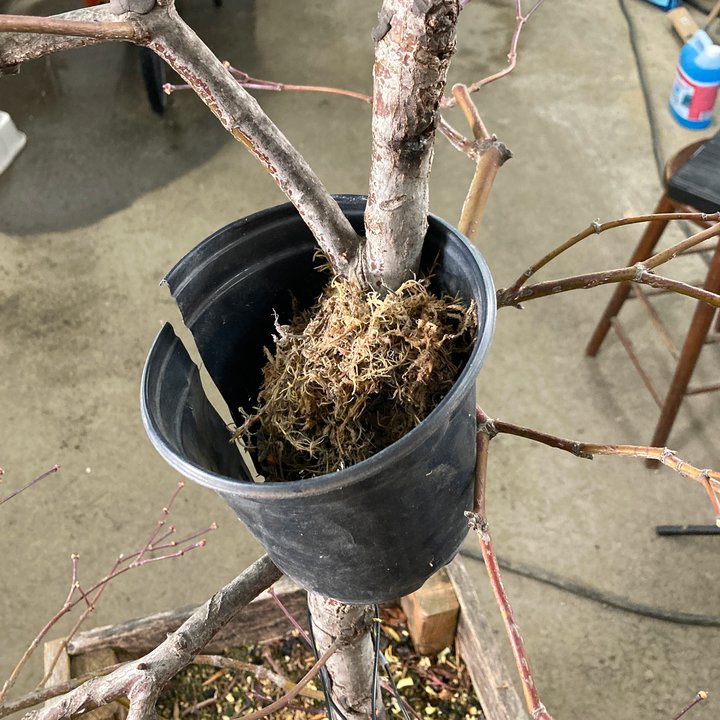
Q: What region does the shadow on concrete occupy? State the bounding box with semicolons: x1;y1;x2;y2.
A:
0;0;257;235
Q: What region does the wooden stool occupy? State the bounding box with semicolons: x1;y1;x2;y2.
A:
585;140;720;458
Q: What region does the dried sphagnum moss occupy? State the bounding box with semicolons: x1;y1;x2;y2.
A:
235;277;477;481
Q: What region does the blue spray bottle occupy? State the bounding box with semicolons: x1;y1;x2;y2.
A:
669;30;720;129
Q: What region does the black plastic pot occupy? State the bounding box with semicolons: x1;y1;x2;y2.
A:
141;196;495;603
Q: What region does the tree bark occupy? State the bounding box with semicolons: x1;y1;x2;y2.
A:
307;593;384;720
364;0;460;292
21;556;281;720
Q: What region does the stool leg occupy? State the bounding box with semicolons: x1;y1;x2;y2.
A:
647;240;720;460
586;194;675;357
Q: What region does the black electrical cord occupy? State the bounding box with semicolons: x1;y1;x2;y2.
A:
378;651;413;720
618;0;666;181
459;547;720;627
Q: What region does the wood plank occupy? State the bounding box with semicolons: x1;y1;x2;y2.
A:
67;578;307;657
71;649;124;720
400;568;459;655
446;556;527;720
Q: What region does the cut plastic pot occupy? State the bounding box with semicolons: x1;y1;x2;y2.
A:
141;195;495;603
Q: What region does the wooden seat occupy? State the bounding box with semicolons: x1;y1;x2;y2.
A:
585;140;720;461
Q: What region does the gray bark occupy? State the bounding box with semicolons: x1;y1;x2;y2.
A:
364;0;460;292
307;593;384;720
22;555;281;720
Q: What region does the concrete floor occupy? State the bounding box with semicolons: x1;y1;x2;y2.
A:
1;0;719;718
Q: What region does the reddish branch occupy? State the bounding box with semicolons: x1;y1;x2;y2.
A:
475;408;720;521
0;465;59;506
19;555;281;720
0;7;143;70
444;0;546;107
469;404;720;718
230;638;339;720
364;0;460;292
498;220;720;308
671;691;709;720
0;14;138;40
504;211;720;297
0;483;215;705
467;413;553;720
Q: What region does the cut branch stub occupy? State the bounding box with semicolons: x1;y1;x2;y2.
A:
364;0;460;292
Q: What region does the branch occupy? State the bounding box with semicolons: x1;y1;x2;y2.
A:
497;220;720;308
466;420;552;720
671;691;709;720
0;7;142;69
443;0;546;107
0;483;214;704
503;211;720;297
21;555;281;720
0;4;362;281
0;665;125;719
307;594;380;720
0;14;138;40
143;4;362;280
499;264;720;308
475;409;720;521
364;0;460;292
0;465;59;507
192;655;324;701
230;638;340;720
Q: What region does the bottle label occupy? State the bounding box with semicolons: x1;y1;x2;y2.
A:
670;66;720;122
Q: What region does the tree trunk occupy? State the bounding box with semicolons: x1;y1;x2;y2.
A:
364;0;460;292
307;593;384;720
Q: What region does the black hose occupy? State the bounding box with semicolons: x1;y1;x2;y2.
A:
459;547;720;627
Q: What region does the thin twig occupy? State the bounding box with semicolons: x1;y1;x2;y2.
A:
134;481;185;566
444;0;547;107
267;587;312;647
164;67;372;105
475;409;720;521
498;220;720;306
229;638;340;720
0;481;212;702
0;14;138;40
466;415;552;720
0;465;60;506
452;83;489;141
438;117;476;156
504;212;720;296
193;655;324;701
671;691;709;720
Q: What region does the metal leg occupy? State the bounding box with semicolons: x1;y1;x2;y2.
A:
647;238;720;463
656;525;720;536
586;194;676;357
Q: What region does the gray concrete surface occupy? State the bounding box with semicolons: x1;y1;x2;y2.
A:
1;1;719;718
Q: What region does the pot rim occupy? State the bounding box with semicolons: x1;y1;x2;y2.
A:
141;205;496;500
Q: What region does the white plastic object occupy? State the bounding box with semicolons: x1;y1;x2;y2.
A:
0;111;27;175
